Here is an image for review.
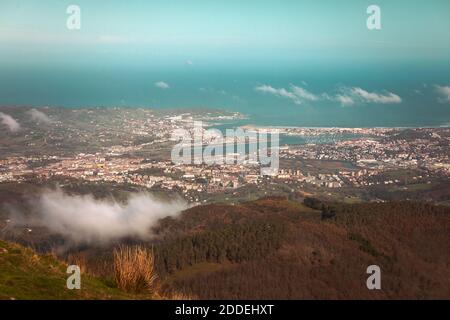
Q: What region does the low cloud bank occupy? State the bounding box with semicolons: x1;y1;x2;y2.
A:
27;109;52;124
12;189;187;244
0;112;20;132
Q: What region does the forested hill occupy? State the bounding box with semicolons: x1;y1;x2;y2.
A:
155;197;450;299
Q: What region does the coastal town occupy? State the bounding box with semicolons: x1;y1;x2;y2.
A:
0;107;448;204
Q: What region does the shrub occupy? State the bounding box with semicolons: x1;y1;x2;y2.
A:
303;197;323;210
113;245;158;293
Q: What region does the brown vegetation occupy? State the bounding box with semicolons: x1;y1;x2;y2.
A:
159;198;450;299
113;245;158;294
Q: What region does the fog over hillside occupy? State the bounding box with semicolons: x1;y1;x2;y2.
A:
7;188;187;244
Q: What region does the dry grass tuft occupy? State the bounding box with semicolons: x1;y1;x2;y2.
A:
67;252;87;274
113;245;158;294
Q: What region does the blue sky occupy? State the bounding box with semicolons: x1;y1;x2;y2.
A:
1;0;449;68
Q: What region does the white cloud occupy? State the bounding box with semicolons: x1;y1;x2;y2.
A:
334;87;402;106
335;95;355;106
185;59;193;65
256;84;402;106
291;85;319;101
255;85;296;100
27;109;52;124
11;189;187;244
155;81;170;89
0;112;20;132
348;87;402;104
255;84;318;105
435;85;450;102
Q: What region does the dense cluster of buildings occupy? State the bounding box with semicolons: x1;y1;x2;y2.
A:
1;127;449;202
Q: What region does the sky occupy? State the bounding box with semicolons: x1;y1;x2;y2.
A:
0;0;449;127
1;0;449;68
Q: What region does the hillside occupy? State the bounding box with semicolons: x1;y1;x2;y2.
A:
156;198;450;299
0;240;149;300
1;193;449;300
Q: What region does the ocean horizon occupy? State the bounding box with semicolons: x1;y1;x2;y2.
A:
1;63;449;128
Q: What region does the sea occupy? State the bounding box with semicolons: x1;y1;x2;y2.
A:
1;62;449;128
